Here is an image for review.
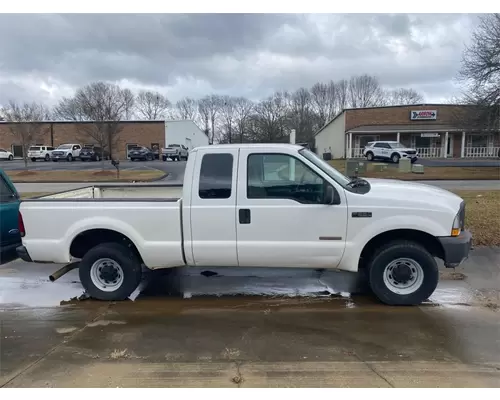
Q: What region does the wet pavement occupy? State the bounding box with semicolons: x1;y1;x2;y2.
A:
1;250;499;387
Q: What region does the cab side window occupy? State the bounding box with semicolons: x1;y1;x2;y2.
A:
247;153;326;204
199;153;233;199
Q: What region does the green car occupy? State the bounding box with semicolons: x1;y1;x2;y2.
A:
0;168;21;264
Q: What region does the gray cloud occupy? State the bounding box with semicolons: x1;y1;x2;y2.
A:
0;13;479;106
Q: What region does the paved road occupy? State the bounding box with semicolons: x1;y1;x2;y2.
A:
0;249;499;387
419;158;500;167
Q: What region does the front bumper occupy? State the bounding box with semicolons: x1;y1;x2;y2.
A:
438;230;473;268
16;245;33;262
51;154;69;160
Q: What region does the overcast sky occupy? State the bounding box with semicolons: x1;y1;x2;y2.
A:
0;13;478;107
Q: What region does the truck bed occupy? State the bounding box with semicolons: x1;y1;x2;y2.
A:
19;184;186;268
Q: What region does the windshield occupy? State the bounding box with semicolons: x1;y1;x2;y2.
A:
299;148;351;187
57;144;72;149
389;142;406;149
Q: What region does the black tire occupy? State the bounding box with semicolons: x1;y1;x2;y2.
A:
411;158;417;164
391;153;400;163
45;154;50;161
67;154;73;162
366;152;374;161
8;155;13;161
31;158;36;162
368;240;439;306
130;158;135;162
147;154;153;161
79;242;142;301
52;159;58;162
162;156;167;162
95;155;101;162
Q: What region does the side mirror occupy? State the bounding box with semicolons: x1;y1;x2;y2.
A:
324;185;340;205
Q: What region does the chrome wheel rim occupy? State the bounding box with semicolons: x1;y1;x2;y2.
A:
383;258;424;295
90;258;124;292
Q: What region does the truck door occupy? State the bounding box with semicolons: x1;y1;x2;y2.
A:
0;174;21;257
187;147;239;266
236;149;347;269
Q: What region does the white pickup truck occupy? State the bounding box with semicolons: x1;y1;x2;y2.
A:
16;144;472;305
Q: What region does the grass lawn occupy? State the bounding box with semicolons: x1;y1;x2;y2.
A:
7;169;166;183
453;190;500;247
328;159;500;180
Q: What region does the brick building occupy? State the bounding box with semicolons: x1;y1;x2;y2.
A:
314;104;500;159
0;120;206;160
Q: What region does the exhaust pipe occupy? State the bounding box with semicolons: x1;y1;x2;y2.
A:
49;262;80;282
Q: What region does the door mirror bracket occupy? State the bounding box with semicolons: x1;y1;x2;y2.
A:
324;185;340;205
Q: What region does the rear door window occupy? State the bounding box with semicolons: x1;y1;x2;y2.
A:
199;153;233;199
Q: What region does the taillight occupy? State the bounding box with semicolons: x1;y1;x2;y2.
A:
18;211;25;237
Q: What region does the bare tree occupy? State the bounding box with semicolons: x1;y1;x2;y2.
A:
250;91;289;143
457;13;500;132
336;79;349;111
233;97;254;143
174;97;198;120
122;88;136;119
136;90;171;120
386;88;424;105
219;96;236;143
347;75;386;108
310;81;336;127
54;82;131;166
1;100;50;167
198;95;223;144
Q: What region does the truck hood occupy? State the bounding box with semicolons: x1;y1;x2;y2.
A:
361;177;463;211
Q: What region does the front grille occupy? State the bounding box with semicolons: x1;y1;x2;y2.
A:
405;150;416;155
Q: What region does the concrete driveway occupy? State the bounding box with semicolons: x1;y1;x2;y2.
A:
0;248;499;387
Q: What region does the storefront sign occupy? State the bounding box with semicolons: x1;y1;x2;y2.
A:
421;133;440;137
411;110;437;120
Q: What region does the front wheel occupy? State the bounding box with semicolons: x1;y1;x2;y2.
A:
45;154;50;161
95;155;101;162
31;158;36;162
8;155;13;161
67;154;73;162
368;240;438;306
366;152;374;161
79;242;142;301
391;153;400;163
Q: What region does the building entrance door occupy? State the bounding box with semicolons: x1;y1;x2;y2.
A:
447;136;453;157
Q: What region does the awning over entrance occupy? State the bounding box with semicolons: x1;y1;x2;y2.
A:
347;124;462;133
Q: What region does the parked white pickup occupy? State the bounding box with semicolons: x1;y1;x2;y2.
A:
17;144;472;305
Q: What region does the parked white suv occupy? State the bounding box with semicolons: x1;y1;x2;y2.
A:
28;145;55;162
51;144;82;162
363;141;418;164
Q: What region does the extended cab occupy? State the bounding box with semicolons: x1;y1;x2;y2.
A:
16;144;472;305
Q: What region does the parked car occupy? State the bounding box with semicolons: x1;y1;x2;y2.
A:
363;141;418;164
0;169;21;264
17;143;471;306
51;144;82;162
28;145;54;162
162;144;189;161
128;146;155;161
0;148;14;161
79;145;110;162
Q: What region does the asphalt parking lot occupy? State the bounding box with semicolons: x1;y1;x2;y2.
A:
1;249;499;388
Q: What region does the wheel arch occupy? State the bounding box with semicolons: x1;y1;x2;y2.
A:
358;228;445;271
69;228;144;264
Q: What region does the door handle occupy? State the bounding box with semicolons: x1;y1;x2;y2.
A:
239;209;251;224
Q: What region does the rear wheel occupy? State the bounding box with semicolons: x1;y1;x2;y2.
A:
368;240;438;306
95;154;101;162
45;154;50;161
79;242;142;301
